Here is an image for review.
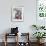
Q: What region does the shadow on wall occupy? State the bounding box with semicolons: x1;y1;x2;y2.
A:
2;28;11;34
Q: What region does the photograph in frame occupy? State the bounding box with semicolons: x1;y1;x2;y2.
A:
11;6;24;22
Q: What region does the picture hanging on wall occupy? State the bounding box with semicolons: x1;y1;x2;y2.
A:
11;6;24;22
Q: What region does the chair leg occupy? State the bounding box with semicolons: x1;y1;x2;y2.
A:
16;34;18;46
5;41;7;46
17;35;18;46
4;33;7;46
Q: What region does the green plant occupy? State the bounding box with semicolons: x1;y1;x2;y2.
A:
33;32;46;40
40;26;45;29
32;25;37;27
32;25;39;30
32;24;45;30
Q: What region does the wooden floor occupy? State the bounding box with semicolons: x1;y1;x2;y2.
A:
0;42;46;46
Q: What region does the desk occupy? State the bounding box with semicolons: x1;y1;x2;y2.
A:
4;33;18;46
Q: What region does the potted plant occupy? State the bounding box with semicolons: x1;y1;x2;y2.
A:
33;32;46;43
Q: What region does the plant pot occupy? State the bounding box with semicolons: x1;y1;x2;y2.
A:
37;39;44;44
37;39;40;43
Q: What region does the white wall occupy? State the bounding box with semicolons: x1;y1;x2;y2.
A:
0;0;36;42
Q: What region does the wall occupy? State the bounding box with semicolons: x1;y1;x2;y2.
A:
0;0;36;42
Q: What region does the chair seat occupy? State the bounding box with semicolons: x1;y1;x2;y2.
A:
6;33;17;36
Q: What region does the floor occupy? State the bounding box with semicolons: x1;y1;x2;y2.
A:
0;42;46;46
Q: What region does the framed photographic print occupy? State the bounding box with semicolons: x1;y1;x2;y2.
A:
11;6;24;22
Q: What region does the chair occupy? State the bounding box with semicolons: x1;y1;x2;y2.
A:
4;27;19;46
4;33;18;46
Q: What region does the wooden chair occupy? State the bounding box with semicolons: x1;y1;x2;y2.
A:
4;33;18;46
